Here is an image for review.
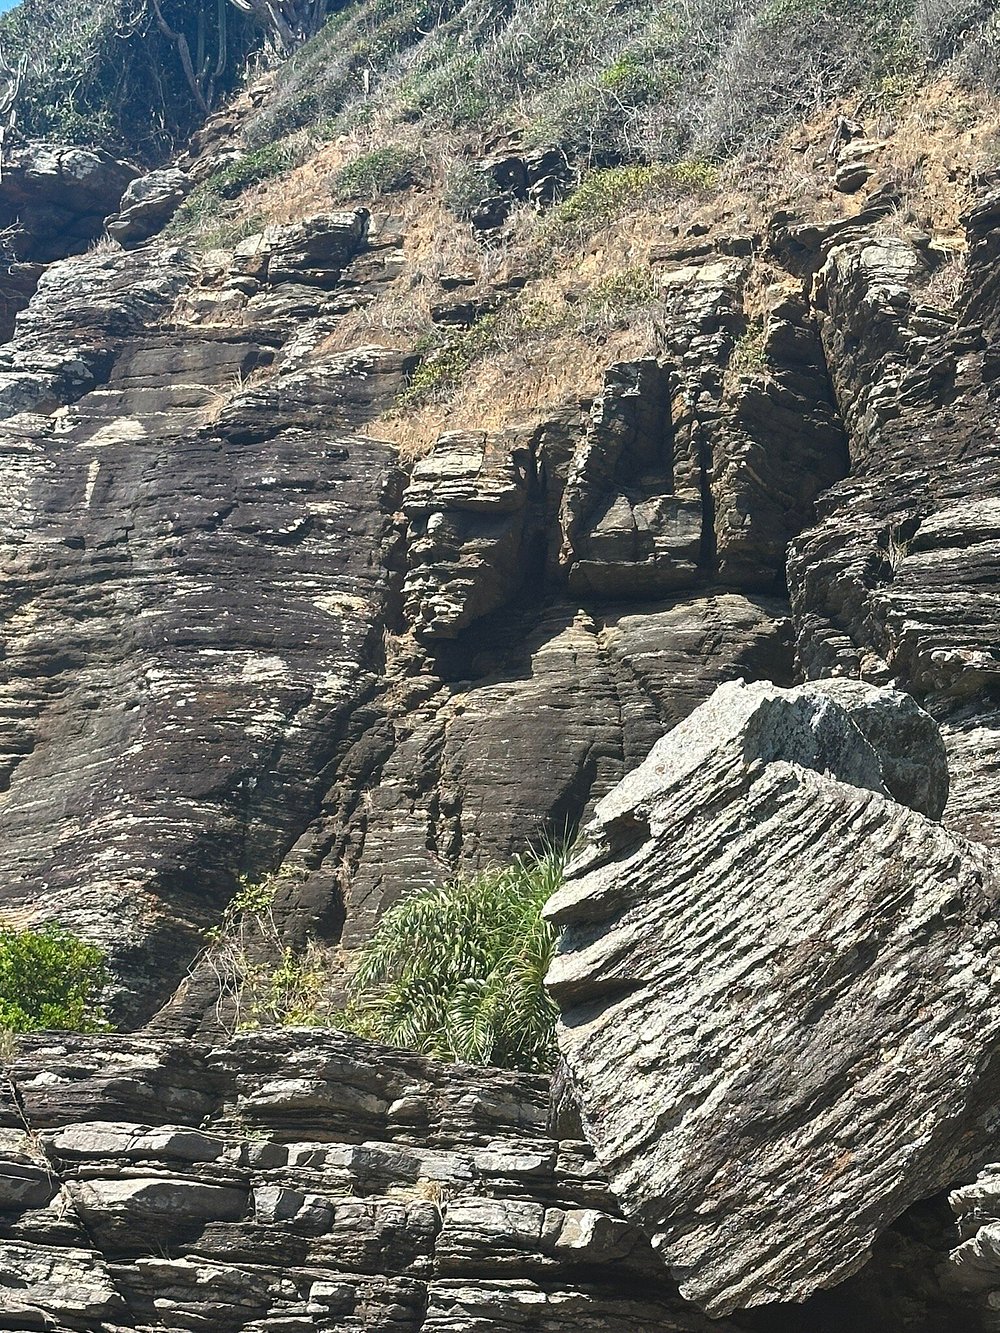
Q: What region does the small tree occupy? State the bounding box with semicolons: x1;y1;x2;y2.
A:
344;847;567;1073
228;0;330;55
0;924;109;1033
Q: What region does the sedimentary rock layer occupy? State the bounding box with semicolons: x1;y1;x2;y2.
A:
0;1028;735;1333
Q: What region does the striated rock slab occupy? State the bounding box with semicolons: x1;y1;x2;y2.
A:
948;1164;1000;1329
0;237;407;1023
403;428;535;640
106;167;193;246
330;595;794;947
545;678;999;1316
787;182;1000;849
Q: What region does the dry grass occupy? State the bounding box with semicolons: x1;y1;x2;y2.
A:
171;71;998;464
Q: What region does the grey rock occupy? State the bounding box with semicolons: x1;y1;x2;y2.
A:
787;180;1000;852
106;167;193;246
546;677;1000;1316
0;1027;737;1332
403;429;534;639
0;139;134;262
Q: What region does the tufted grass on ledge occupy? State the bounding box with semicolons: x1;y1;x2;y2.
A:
340;846;568;1073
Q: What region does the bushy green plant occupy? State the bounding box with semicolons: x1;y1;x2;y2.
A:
166;139;298;242
245;0;469;147
728;323;769;380
0;925;109;1033
577;265;660;331
207;141;300;200
443;161;489;218
0;0;259;159
400;297;567;407
342;847;567;1072
554;161;717;232
332;144;421;200
399;325;494;406
202;867;335;1030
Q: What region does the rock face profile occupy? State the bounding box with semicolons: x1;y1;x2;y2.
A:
546;679;999;1315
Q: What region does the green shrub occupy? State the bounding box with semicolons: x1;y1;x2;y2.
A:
0;925;109;1034
166;139;299;244
342;848;567;1072
206;142;300;201
443;162;489;218
577;265;660;331
728;323;769;380
400;297;568;407
0;0;258;160
332;144;422;200
245;0;469;148
399;325;494;407
202;868;335;1031
554;161;717;232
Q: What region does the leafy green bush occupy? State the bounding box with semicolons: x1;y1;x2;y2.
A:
727;323;769;383
442;162;489;218
332;144;421;200
400;297;568;407
207;142;301;200
577;265;660;332
342;848;566;1072
399;323;497;407
245;0;469;147
166;140;299;243
0;925;109;1033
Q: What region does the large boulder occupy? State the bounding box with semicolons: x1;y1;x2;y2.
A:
0;140;134;261
106;168;193;246
545;678;999;1316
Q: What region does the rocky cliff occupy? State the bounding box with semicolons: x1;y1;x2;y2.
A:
0;11;998;1329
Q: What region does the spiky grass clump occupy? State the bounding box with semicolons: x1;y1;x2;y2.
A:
344;848;566;1072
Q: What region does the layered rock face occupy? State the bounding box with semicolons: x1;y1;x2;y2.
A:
0;195;816;1006
785;185;1000;850
0;69;997;1333
0;215;411;1020
0;1028;741;1333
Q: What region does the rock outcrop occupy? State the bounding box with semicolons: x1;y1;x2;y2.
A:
0;48;997;1333
0;1028;739;1333
0;140;134;261
546;678;998;1316
106;168;193;247
0;219;408;1022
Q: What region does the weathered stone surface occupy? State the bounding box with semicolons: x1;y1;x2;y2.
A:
558;360;702;597
0;234;406;1023
787;183;1000;850
106;167;193;246
233;211;370;286
330;596;793;946
0;1028;742;1332
0;139;134;262
403;429;535;639
545;678;1000;1316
